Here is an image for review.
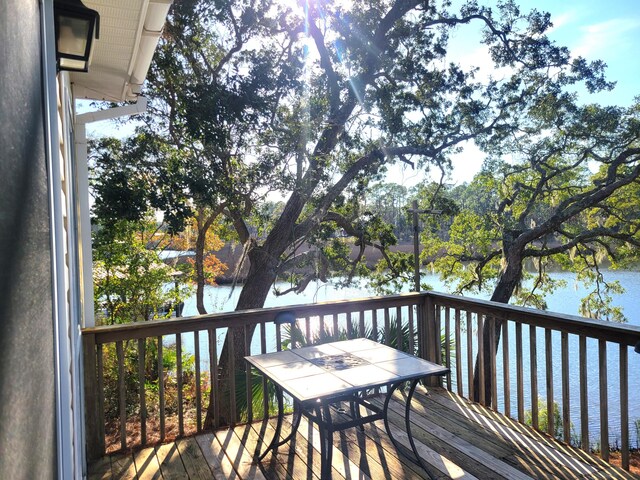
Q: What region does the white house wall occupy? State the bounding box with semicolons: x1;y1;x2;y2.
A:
58;71;87;479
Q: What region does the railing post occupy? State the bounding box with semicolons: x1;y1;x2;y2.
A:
82;333;104;461
423;294;439;386
416;300;424;360
421;294;433;361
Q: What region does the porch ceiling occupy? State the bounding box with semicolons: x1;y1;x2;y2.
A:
70;0;171;102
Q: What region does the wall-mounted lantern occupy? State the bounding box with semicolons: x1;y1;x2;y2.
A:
54;0;100;72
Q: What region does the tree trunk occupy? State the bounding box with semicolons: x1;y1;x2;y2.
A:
203;244;279;428
472;244;523;406
195;223;207;315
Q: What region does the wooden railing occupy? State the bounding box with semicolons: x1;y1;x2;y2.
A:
82;291;640;471
426;292;640;471
82;293;429;461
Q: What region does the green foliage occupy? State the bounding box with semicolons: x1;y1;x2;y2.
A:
524;398;576;444
93;219;192;325
366;183;411;241
101;342;142;420
280;314;454;360
416;99;640;317
101;339;200;424
234;370;282;422
369;251;416;295
281;320;376;350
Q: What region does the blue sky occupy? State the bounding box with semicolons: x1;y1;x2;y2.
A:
521;0;639;106
433;0;640;183
447;0;640;106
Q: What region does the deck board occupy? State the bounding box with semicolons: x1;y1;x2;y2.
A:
155;442;187;479
111;453;137;479
216;424;268;480
194;431;239;479
255;417;329;480
91;387;639;480
132;447;162;480
176;437;215;479
87;456;112;480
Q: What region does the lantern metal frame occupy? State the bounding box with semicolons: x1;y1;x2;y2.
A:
53;0;100;72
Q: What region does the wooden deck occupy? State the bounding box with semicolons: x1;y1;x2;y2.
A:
88;387;639;479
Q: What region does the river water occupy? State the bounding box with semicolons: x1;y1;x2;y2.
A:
175;270;640;449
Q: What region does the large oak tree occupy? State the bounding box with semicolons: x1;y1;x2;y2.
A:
422;100;640;404
94;0;614;421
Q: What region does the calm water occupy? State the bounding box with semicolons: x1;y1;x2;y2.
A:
174;270;640;448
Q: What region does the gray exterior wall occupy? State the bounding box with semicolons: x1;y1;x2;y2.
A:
0;0;58;478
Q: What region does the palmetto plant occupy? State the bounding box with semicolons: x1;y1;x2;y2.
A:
282;315;415;353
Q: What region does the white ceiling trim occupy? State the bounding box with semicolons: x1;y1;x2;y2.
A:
71;0;172;102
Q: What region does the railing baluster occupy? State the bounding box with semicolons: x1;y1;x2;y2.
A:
276;322;283;351
229;329;237;425
372;309;378;340
83;335;103;461
97;344;105;449
396;306;403;351
210;328;219;429
516;322;524;423
489;316;497;410
137;338;146;445
319;313;326;336
384;308;391;346
478;314;485;406
158;336;165;442
561;332;570;444
579;335;588;451
305;316;311;344
260;322;268;419
545;328;553;437
332;313;339;338
359;309;366;338
409;306;415;356
599;339;609;462
445;307;451;390
417;300;425;359
245;325;253;423
347;311;354;339
620;344;629;471
467;311;474;400
455;309;463;396
530;325;538;429
194;331;202;432
177;333;184;437
436;306;442;367
424;297;438;387
116;341;126;450
502;320;510;418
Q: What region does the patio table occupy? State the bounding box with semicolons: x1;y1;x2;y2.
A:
245;338;449;479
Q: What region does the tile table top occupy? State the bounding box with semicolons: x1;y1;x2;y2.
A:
246;338;448;402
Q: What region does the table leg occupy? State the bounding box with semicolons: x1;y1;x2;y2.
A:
405;379;435;479
382;382;402;450
383;380;436;480
350;394;364;432
256;384;284;462
276;399;302;446
317;403;334;479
